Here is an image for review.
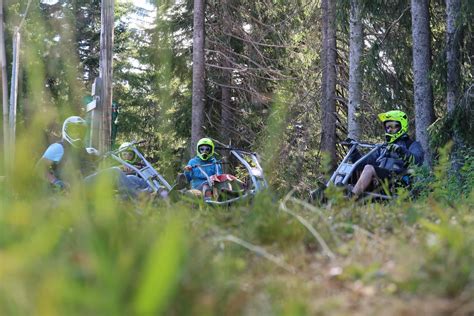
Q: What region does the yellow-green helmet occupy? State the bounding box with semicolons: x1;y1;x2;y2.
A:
196;137;215;161
378;110;408;143
119;142;138;163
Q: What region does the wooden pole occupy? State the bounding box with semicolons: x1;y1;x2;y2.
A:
8;28;20;166
0;0;9;170
98;0;114;153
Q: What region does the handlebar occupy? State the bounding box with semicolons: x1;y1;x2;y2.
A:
185;162;223;170
340;140;384;148
214;146;256;155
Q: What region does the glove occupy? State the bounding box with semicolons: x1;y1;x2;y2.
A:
184;165;193;172
52;179;67;191
343;137;356;144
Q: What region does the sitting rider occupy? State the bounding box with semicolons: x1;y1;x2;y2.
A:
117;142;151;191
350;110;424;198
118;142;145;174
37;116;151;199
184;137;222;201
38;116;99;191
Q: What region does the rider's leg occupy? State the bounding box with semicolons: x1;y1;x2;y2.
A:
351;164;377;197
84;167;148;199
202;183;212;200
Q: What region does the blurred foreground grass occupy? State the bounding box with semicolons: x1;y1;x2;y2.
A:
1;165;473;315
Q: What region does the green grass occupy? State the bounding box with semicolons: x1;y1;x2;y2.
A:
1;167;473;315
1;141;473;314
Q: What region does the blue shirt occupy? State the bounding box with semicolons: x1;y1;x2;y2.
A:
184;156;221;189
42;143;65;162
40;142;98;180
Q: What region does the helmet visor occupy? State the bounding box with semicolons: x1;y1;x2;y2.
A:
384;121;401;134
66;124;87;141
198;145;212;153
120;150;136;162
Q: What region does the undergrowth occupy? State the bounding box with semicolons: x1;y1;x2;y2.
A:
0;148;473;315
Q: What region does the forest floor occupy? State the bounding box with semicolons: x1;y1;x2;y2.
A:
1;182;473;315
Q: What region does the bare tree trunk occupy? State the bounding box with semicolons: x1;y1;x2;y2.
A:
0;0;9;169
99;0;114;153
9;29;20;166
191;0;206;152
320;0;328;129
321;0;337;166
348;0;362;140
446;0;462;174
221;71;232;143
411;0;435;166
446;0;460;114
220;0;232;145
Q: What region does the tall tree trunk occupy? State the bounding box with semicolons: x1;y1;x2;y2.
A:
446;0;460;114
191;0;206;152
9;29;20;166
220;70;232;143
446;0;462;174
411;0;435;166
99;0;114;153
320;0;328;133
348;0;362;140
0;0;8;169
220;0;232;145
321;0;337;166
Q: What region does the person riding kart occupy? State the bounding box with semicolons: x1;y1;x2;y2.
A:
349;110;424;199
38;116;98;191
184;138;222;201
117;142;156;193
37;116;152;199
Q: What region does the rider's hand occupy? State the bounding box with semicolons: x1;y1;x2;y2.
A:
344;137;355;143
123;166;134;174
184;165;192;171
52;179;68;191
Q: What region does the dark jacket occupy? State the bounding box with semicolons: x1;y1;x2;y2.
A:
354;134;424;173
42;141;98;182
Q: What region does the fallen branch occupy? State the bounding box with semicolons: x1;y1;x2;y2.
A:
280;191;336;260
288;197;342;246
214;234;296;274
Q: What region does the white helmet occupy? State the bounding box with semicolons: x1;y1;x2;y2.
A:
62;116;87;148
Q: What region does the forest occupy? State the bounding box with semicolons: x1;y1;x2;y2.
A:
0;0;473;314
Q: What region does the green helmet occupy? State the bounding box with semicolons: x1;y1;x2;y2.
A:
196;138;215;161
378;110;408;143
119;142;138;163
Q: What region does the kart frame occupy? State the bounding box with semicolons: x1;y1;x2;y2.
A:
188;144;268;205
311;140;398;202
107;140;173;193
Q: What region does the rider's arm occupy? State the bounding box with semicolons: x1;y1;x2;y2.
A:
405;142;424;166
38;143;66;186
184;167;192;182
215;159;222;175
37;157;65;188
184;157;197;181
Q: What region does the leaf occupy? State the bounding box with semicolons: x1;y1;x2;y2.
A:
134;215;187;315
